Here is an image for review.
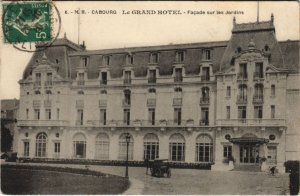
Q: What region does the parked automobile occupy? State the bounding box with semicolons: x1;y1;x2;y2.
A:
150;159;171;178
1;152;17;162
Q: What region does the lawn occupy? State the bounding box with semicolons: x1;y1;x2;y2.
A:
1;167;129;194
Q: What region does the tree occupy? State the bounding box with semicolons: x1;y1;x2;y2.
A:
1;119;13;152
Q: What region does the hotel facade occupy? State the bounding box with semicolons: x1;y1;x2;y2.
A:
16;16;299;172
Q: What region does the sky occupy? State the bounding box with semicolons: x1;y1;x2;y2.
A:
0;1;299;99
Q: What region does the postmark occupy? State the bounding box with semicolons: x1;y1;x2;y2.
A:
2;1;61;52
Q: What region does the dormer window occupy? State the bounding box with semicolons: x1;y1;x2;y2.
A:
55;59;59;64
126;54;134;65
264;44;269;52
175;51;185;63
150;53;159;64
237;47;242;53
103;56;110;66
203;49;212;60
174;68;183;82
81;57;89;67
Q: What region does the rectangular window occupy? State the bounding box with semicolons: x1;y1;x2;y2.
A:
127;55;134;65
124;90;131;105
34;109;40;120
176;51;184;62
226;86;231;97
56;108;60;120
174;108;182;125
24;142;29;157
54;142;60;158
101;72;107;85
148;108;155;125
100;109;107;125
150;53;159;64
174;68;183;82
271;85;276;96
271;105;275;119
223;146;232;158
148;70;156;83
124;109;130;125
201;107;209;125
238;106;247;119
82;57;88;67
226;106;230;119
124;71;131;84
254;106;263;119
26;108;29;119
103;56;110;66
239;63;247;79
78;73;84;80
77;109;83;125
47;73;52;82
36;73;41;82
202;67;210;81
203;49;212;60
254;62;264;78
45;109;51;120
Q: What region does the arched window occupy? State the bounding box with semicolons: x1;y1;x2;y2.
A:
46;90;52;95
271;85;276;96
95;133;109;160
73;133;86;158
35;90;41;95
144;133;159;160
119;133;134;160
196;134;213;162
169;133;185;161
35;132;47;157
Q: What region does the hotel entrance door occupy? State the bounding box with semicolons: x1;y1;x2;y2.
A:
240;144;259;164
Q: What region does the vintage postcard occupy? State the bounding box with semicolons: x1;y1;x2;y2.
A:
0;1;299;195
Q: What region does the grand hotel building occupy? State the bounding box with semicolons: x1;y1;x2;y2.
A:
16;16;299;172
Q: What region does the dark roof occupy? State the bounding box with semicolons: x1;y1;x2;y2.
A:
278;40;300;72
232;20;275;33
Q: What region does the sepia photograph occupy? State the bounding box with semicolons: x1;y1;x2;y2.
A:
0;1;299;195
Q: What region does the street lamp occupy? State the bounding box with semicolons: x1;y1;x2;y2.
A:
125;133;131;178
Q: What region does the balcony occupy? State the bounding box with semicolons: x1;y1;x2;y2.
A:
18;120;69;127
216;119;286;127
122;100;131;107
173;98;182;106
147;98;156;107
76;100;84;108
174;76;183;83
253;72;264;80
148;78;156;84
199;120;209;126
77;80;85;86
33;81;41;88
44;81;53;87
200;97;210;105
236;95;247;104
201;75;210;81
33;100;41;108
100;80;107;85
44;100;52;108
76;120;84;126
86;120;107;126
124;78;131;85
253;95;264;104
237;73;248;80
99;100;107;107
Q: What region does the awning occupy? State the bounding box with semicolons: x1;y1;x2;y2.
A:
229;137;269;144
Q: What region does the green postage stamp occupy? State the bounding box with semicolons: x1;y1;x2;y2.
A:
2;1;52;43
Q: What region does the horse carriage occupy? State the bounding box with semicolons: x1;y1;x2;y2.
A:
148;159;171;178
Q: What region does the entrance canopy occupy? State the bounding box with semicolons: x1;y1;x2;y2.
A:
230;137;269;144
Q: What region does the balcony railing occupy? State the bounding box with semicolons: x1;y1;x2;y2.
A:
253;72;264;80
122;100;131;107
18;120;69;127
200;97;210;105
77;80;85;86
237;73;248;80
44;100;52;108
147;98;156;107
44;81;53;87
33;81;41;88
148;78;156;84
174;76;183;83
199;120;209;126
99;100;107;107
236;95;247;104
253;95;264;104
33;100;41;108
76;120;84;126
124;78;131;84
201;75;210;81
216;119;286;127
173;98;182;106
100;80;107;85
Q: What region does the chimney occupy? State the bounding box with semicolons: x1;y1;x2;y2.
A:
80;41;86;50
271;13;274;24
233;16;236;25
